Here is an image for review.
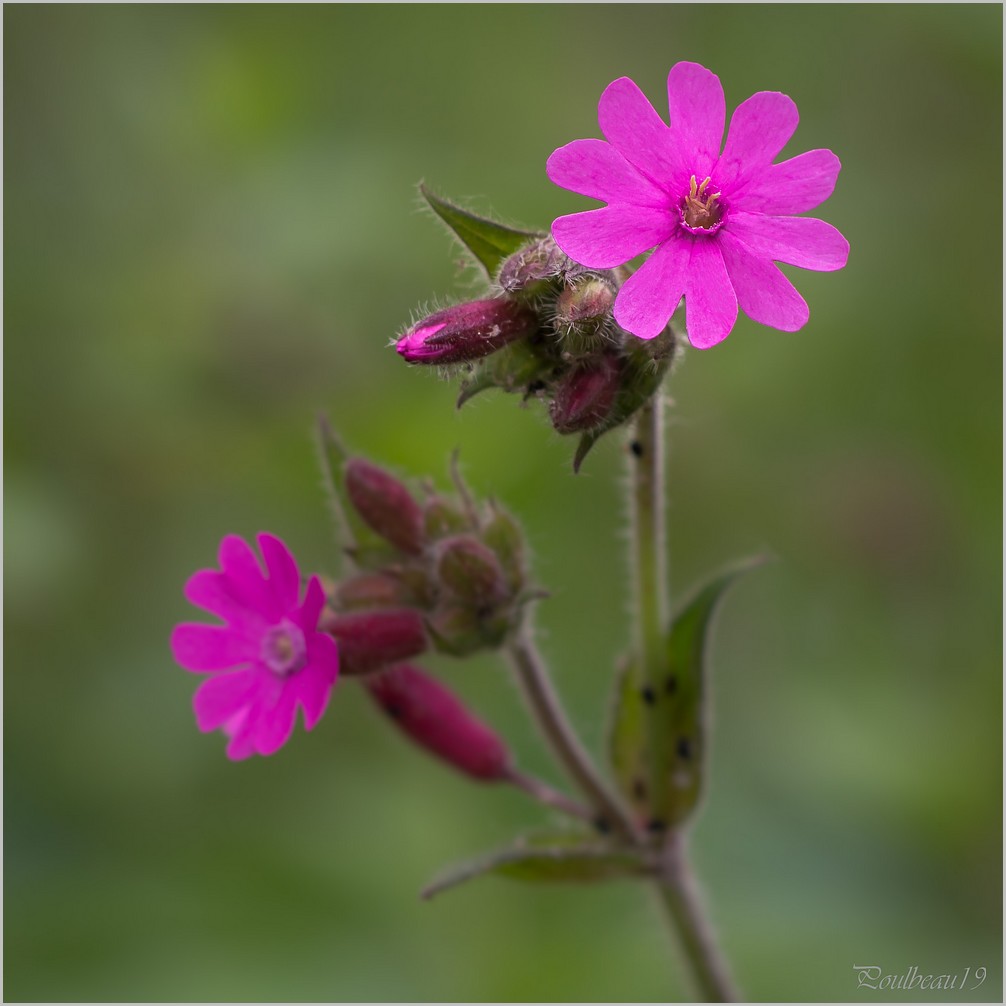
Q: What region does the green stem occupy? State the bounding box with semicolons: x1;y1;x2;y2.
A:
630;397;739;1002
505;626;637;840
656;832;739;1002
630;396;669;806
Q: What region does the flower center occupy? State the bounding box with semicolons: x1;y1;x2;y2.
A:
680;176;724;233
260;620;307;677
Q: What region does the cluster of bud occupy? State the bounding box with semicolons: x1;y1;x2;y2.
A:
395;235;678;470
315;449;532;782
320;456;531;672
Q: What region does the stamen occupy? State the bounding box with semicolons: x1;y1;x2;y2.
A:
681;175;724;232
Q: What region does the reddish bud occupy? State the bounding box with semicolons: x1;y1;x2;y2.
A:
366;664;510;780
396;299;537;365
323;608;427;676
549;354;622;435
345;459;425;555
334;572;414;610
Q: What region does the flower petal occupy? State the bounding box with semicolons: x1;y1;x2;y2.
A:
597;76;679;185
295;637;339;730
298;575;327;633
719;231;809;332
218;535;276;619
552;205;674;270
726;212;849;271
225;715;258;761
613;233;692;340
252;687;299;756
183;569;267;636
667;62;726;179
258;532;300;612
546;139;671;208
717;91;799;190
193;668;259;732
684;240;738;349
733;149;841;215
171;623;253;672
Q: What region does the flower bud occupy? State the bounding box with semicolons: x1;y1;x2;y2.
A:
344;459;425;556
436;535;509;608
423;496;470;540
323;608;427;676
555;277;615;328
497;237;569;295
480;508;526;593
334;572;415;611
366;664;510;781
396;300;537;365
549;354;622;435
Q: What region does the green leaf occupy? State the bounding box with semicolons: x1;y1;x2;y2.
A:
314;416;385;565
419;183;540;278
609;556;769;828
421;830;651;900
656;555;769;826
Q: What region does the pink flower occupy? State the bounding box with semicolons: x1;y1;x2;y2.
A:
171;533;340;760
547;62;849;347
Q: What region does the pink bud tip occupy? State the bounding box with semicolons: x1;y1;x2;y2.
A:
395;300;537;365
366;664;510;780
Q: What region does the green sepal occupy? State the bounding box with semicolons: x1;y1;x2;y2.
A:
419;183;540;279
609;556;768;829
421;830;652;900
572;327;677;473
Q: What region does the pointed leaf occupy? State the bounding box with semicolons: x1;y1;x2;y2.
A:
420;183;541;278
421;830;651;900
315;416;385;564
650;556;769;827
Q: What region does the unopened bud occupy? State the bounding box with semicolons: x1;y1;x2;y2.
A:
481;508;526;593
423;496;470;539
555;278;615;328
436;535;509;608
550;354;622;435
323;608;427;675
497;237;569;295
396;299;537;365
345;459;425;556
334;572;414;610
366;664;510;780
426;603;512;656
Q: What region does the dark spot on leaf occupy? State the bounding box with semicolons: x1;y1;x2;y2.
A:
646;818;667;834
641;685;656;706
630;440;644;458
665;675;678;695
676;737;693;760
593;815;611;834
527;380;546;394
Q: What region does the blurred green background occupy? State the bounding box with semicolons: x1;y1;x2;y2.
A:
4;5;1002;1002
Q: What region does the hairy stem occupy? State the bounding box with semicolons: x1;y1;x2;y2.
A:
631;396;739;1001
630;396;669;806
656;832;739;1002
503;767;597;824
505;627;637;839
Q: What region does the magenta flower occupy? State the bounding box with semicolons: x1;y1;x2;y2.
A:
171;533;339;760
547;62;849;347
